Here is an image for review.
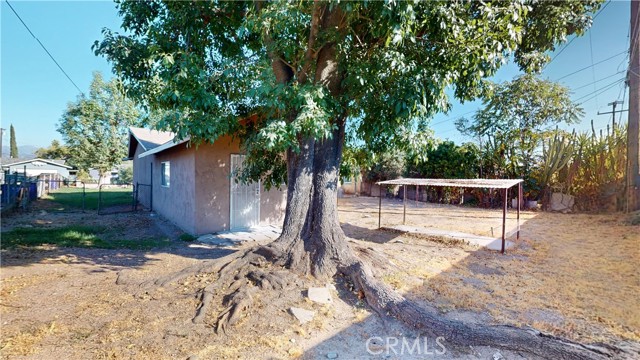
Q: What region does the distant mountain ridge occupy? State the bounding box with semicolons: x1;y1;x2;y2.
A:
1;145;38;159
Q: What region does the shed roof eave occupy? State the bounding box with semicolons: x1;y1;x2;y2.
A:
1;158;73;169
376;178;523;189
138;138;190;159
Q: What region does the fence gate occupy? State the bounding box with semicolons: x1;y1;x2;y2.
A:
98;184;136;215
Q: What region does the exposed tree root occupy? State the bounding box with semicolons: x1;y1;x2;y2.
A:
341;259;626;360
120;242;633;360
214;286;258;333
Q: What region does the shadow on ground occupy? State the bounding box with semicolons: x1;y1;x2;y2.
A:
303;208;639;359
341;223;401;244
0;198;238;271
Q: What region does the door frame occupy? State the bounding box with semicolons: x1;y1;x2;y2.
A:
229;154;261;230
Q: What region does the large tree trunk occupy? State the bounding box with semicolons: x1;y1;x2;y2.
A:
270;3;353;278
302;117;352;278
269;138;315;271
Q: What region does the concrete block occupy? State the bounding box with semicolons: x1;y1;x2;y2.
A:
290;307;315;324
308;287;332;304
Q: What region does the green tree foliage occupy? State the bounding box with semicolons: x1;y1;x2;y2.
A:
535;129;575;206
95;1;599;185
339;143;370;183
118;166;133;184
456;74;583;198
58;72;142;183
406;141;480;179
364;150;406;183
9;124;18;158
75;169;93;184
558;120;627;211
35;140;71;161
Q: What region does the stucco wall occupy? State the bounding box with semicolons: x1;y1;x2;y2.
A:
260;185;286;227
132;144;153;209
194;137;238;234
152;144;197;234
194;136;286;235
131;136;286;236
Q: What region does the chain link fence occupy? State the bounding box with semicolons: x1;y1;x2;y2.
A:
97;184;136;215
2;171;154;215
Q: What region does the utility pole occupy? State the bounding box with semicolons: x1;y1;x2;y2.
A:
597;100;627;128
627;0;640;212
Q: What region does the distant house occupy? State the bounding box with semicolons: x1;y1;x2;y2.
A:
87;164;130;185
1;158;72;178
127;127;286;235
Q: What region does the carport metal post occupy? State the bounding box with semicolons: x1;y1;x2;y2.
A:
403;185;407;225
81;182;86;213
501;188;508;254
517;182;522;241
378;185;382;229
150;163;153;212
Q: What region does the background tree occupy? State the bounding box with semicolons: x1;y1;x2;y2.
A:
364;149;406;184
95;1;614;357
456;74;583;199
9;124;18;158
35;140;71;161
58;72;141;184
406;141;480;179
117;166;133;184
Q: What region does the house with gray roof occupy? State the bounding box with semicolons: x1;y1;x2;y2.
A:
1;158;73;178
127;127;286;235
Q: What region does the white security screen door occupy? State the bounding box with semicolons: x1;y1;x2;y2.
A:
230;154;260;230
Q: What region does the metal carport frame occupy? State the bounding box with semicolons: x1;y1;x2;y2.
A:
376;178;524;254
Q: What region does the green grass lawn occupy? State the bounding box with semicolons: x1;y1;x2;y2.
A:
1;225;171;250
44;187;134;211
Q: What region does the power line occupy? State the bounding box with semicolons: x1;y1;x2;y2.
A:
5;0;85;96
546;37;577;67
555;50;627;81
576;78;626;105
431;109;476;127
576;77;625;103
619;78;628;117
545;0;611;68
592;0;611;22
628;8;640;73
617;14;632;73
573;69;630;91
588;30;599;109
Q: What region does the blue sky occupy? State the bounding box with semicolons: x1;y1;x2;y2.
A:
1;0;634;149
433;0;632;143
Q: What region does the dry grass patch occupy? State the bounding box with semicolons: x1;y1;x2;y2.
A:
397;212;639;343
1;321;62;357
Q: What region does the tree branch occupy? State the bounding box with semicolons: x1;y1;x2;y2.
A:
255;0;294;84
298;0;322;84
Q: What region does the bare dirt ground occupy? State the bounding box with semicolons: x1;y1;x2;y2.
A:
1;197;638;359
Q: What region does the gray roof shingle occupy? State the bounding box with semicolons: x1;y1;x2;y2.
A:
129;127;175;151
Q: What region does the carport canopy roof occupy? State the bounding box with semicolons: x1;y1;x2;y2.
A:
376;178;523;189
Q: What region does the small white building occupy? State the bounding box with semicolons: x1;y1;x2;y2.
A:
1;158;72;178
